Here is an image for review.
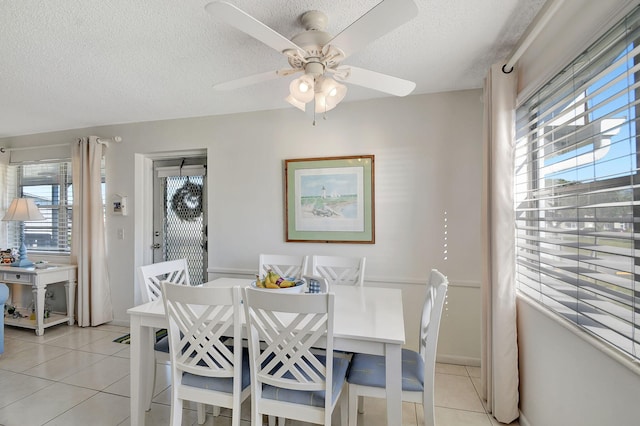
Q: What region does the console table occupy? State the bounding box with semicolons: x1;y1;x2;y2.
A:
1;264;77;336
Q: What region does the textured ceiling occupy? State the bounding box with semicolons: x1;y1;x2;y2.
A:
0;0;546;138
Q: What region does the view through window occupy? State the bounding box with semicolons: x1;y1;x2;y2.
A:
7;160;105;255
515;6;640;360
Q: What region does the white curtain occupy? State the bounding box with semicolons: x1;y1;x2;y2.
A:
480;63;519;423
71;136;113;326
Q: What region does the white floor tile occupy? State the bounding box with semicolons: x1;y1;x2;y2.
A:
2;336;41;353
103;374;131;397
22;349;106;381
436;362;469;376
112;345;131;359
435;372;486;413
46;327;120;350
61;355;130;390
78;332;133;355
0;341;71;372
466;365;481;378
435;406;494;426
45;391;131;426
0;382;97;425
0;370;54;409
0;324;492;426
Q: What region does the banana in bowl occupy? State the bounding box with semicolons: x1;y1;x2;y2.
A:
252;270;306;293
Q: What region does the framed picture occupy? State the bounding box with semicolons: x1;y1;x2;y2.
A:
284;155;375;243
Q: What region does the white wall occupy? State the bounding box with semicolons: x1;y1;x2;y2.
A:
517;297;640;426
0;89;484;364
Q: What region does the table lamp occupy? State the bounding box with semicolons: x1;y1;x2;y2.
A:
2;198;45;268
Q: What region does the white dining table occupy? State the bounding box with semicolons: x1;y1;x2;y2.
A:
127;277;405;426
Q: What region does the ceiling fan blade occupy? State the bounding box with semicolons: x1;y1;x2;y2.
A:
205;1;304;55
327;0;418;59
338;66;416;96
213;70;283;91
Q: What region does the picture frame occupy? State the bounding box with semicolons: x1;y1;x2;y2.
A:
284;155;375;243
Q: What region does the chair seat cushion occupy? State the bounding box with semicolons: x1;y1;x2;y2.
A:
346;348;424;392
153;335;170;353
182;347;251;393
262;355;350;407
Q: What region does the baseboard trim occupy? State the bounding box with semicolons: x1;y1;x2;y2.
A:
437;354;481;367
519;411;531;426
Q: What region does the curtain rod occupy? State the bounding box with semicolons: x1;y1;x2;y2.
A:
0;136;122;153
502;0;565;73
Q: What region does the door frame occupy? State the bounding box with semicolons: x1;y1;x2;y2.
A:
133;149;207;305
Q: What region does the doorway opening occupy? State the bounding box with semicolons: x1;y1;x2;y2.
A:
153;157;207;285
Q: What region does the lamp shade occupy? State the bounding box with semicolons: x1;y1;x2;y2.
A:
314;77;347;113
2;198;45;222
285;94;307;112
289;74;315;104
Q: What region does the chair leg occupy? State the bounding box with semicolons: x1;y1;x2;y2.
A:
197;403;206;424
145;360;158;411
348;385;359;426
340;389;348;426
170;397;183;426
213;405;221;417
358;395;364;413
267;416;286;425
424;403;435;426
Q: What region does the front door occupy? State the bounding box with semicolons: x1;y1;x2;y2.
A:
152;157;207;285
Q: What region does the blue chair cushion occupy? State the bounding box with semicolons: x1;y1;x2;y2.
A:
182;347;251;393
261;355;350;407
346;348;424;392
153;335;170;353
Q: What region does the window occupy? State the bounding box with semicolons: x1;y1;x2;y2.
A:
7;159;105;255
7;162;73;254
515;6;640;360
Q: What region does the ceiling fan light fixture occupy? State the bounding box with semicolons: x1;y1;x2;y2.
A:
285;94;306;111
206;0;419;121
314;82;347;113
316;76;347;108
289;74;315;103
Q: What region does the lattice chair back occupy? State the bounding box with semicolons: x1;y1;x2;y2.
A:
311;255;366;287
258;254;309;280
137;259;191;303
243;287;349;426
420;269;448;424
161;282;248;426
346;269;448;426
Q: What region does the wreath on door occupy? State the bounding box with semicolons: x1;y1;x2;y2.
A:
171;179;203;221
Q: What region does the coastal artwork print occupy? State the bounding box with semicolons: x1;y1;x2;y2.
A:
285;156;375;243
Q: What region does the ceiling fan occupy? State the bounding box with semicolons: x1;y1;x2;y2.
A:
205;0;419;119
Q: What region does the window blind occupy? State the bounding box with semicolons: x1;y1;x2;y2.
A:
7;162;73;254
515;6;640;360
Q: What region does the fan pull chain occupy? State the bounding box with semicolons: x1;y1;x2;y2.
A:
312;97;317;126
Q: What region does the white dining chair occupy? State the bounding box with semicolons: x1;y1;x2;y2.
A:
137;259;207;423
162;282;250;426
242;287;349;426
137;258;191;304
258;254;309;280
346;269;449;426
310;255;366;287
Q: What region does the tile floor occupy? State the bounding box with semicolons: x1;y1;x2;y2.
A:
0;324;518;426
